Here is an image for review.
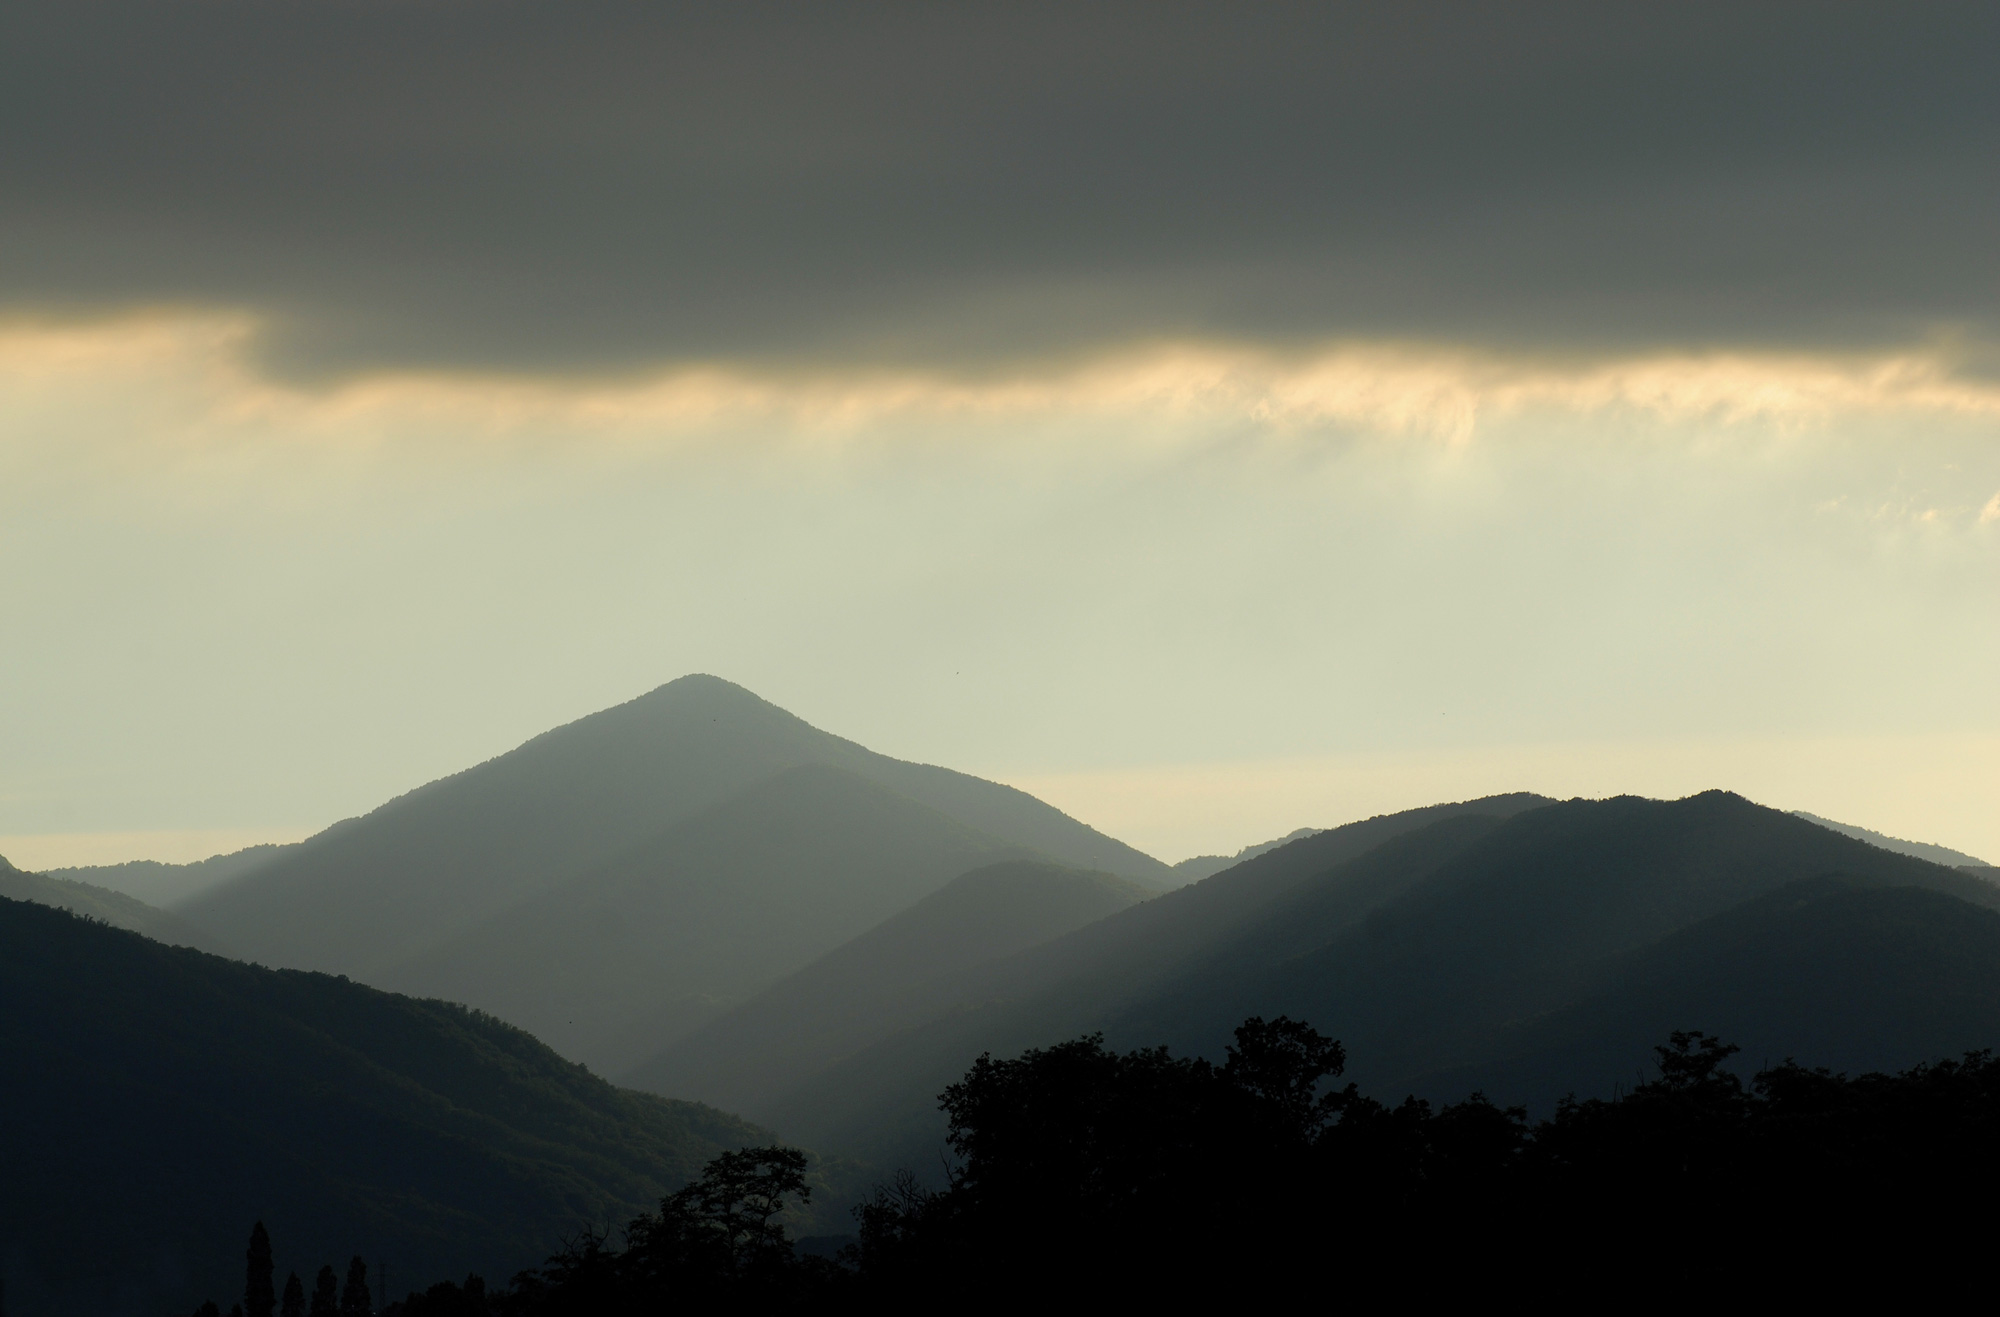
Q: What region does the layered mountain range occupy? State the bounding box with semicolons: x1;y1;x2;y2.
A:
642;789;2000;1172
5;676;1996;1314
170;675;1172;1070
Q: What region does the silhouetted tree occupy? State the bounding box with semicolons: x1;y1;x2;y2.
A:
624;1146;811;1290
310;1266;338;1317
193;1304;220;1317
1223;1014;1348;1136
340;1258;370;1316
244;1222;276;1317
282;1272;305;1317
480;1146;832;1311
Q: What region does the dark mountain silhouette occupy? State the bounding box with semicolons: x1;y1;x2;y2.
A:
376;765;1051;1072
47;842;299;908
648;793;1550;1162
0;851;228;952
1106;793;2000;1093
623;859;1154;1118
0;895;762;1317
180;676;1170;986
729;791;2000;1167
1168;827;1322;884
1791;810;1987;867
1420;876;2000;1109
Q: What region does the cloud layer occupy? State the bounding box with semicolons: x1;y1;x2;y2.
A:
3;2;1997;378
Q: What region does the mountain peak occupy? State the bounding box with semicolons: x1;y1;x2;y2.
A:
641;672;766;702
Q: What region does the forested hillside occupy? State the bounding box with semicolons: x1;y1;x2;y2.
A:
0;853;226;952
722;792;2000;1168
0;897;762;1317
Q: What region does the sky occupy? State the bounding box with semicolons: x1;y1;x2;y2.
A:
2;2;1997;868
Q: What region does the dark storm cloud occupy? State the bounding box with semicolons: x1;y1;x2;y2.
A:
2;2;1995;378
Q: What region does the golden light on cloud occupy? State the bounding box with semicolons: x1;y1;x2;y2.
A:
6;310;2000;455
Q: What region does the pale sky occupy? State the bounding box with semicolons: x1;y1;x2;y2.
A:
2;5;1996;869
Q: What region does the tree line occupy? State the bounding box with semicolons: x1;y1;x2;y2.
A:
188;1227;373;1317
193;1017;2000;1309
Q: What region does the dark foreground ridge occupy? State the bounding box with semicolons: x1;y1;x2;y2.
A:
185;1016;2000;1310
730;790;2000;1167
0;897;761;1316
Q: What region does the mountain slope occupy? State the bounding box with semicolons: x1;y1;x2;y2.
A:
1792;810;1988;867
1169;827;1322;884
0;896;761;1317
376;764;1041;1072
748;791;2000;1169
0;852;228;953
711;793;1550;1159
624;859;1154;1118
1422;878;2000;1110
1111;792;2000;1090
181;675;1170;979
46;842;297;908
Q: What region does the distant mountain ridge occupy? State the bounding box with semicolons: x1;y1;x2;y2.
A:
46;841;298;908
1169;827;1323;884
0;852;228;953
1791;810;1988;868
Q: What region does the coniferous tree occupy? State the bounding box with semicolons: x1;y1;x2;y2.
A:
310;1266;339;1317
340;1257;370;1316
193;1304;221;1317
281;1272;306;1317
244;1222;276;1317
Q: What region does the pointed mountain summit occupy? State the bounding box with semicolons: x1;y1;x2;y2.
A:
182;675;1168;979
379;763;1049;1070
